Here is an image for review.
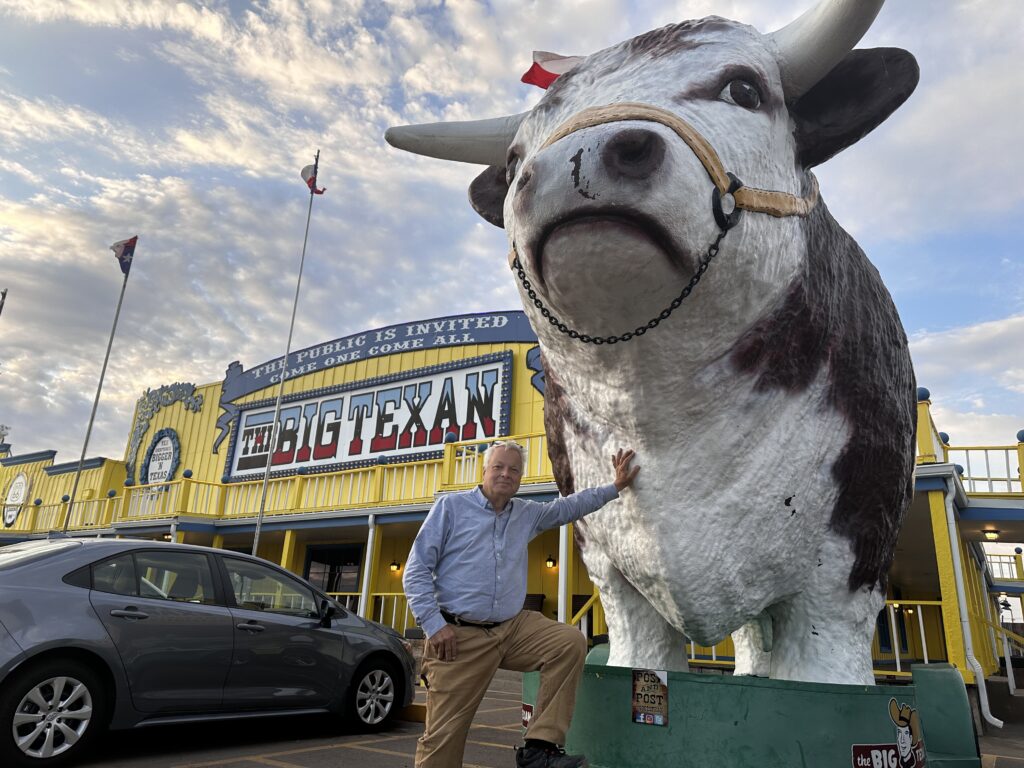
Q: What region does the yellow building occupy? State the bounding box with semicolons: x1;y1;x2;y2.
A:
3;310;1024;715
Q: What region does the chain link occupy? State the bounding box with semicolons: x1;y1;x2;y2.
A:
512;228;730;345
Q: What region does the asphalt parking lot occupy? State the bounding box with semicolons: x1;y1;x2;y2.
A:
66;677;1024;768
77;688;523;768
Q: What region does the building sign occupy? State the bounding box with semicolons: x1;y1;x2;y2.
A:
227;352;512;479
851;698;926;767
631;669;669;726
141;429;181;486
3;472;29;528
213;311;536;454
125;383;203;484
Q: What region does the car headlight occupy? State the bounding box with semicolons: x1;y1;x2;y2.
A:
400;639;414;656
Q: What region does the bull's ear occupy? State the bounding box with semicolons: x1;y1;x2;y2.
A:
792;48;919;168
468;165;509;228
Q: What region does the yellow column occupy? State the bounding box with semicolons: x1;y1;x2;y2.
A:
566;523;575;623
212;533;225;551
280;528;299;574
927;489;971;681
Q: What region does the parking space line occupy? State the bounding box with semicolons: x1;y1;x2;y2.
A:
169;730;421;768
472;722;523;732
468;738;518;749
475;705;523;714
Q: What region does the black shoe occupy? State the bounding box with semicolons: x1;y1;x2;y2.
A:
515;745;587;768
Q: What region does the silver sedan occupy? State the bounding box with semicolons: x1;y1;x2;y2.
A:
0;538;416;767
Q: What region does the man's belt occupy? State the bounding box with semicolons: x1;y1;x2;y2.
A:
441;610;502;629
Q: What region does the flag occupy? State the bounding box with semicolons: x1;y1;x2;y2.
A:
521;51;584;89
110;236;138;276
300;164;325;195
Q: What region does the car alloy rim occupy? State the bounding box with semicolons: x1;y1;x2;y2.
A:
12;675;93;759
356;669;395;725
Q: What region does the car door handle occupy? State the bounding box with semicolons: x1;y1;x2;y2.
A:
236;622;265;632
110;608;149;620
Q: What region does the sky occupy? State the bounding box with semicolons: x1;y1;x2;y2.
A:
0;0;1022;464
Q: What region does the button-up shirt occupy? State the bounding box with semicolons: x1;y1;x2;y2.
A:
403;484;618;638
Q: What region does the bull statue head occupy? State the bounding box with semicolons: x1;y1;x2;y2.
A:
387;0;920;684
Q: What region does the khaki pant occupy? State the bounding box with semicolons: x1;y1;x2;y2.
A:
415;609;588;767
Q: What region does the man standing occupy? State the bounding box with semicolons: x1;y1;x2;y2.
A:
403;439;639;768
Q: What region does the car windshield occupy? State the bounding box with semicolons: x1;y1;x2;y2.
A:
0;539;81;570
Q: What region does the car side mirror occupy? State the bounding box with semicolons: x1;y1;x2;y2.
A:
319;599;337;627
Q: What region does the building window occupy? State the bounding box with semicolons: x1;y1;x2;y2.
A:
305;544;362;594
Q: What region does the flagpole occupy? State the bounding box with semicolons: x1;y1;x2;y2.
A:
252;150;320;557
63;269;131;534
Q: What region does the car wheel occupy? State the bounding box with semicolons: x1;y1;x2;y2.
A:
346;659;400;731
0;659;106;768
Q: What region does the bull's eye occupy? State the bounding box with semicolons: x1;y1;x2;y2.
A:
506;153;520;185
720;79;761;110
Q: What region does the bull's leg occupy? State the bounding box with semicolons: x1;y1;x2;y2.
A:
765;534;883;684
731;613;772;677
585;548;690;671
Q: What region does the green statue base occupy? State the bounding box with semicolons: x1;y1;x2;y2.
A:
522;646;979;767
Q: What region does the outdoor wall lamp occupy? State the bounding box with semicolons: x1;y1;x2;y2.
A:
545;555;556;568
390;560;401;572
984;530;1001;541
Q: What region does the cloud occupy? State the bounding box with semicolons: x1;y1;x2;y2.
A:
910;315;1024;445
0;0;1021;475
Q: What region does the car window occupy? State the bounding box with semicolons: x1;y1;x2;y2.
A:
92;553;138;596
222;558;318;618
134;551;218;605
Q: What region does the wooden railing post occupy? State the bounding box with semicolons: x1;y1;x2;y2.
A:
287;473;307;511
370;463;386;504
101;492;117;526
442;442;457;488
177;476;192;515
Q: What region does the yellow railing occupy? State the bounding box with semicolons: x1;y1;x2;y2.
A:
564;596;951;676
325;591;416;635
945;442;1024;496
443;433;554;490
18;431;550;532
569;589;607;637
988;554;1024;581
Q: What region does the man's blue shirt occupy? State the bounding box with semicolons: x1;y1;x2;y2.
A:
403;484;618;638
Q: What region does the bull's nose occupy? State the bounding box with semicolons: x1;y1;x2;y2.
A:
601;127;665;180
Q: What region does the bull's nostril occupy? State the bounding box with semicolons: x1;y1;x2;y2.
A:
602;127;666;180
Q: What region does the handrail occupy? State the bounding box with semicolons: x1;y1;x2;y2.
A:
570;592;600;626
978;615;1024;647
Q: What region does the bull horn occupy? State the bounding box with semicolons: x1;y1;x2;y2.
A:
384;113;528;166
769;0;885;101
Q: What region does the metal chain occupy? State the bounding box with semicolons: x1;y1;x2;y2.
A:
511;227;730;345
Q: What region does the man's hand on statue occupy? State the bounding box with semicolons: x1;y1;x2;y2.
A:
612;448;640;491
429;623;458;661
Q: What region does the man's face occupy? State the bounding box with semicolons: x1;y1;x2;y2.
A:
482;446;524;503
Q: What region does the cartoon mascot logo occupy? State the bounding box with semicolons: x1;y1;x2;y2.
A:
889;698;923;768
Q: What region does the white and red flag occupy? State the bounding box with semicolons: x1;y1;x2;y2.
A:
521;51;584;89
300;164;325;195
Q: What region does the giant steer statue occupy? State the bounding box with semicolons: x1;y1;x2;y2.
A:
386;0;919;684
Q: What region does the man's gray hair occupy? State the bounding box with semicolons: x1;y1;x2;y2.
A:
483;439;528;471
